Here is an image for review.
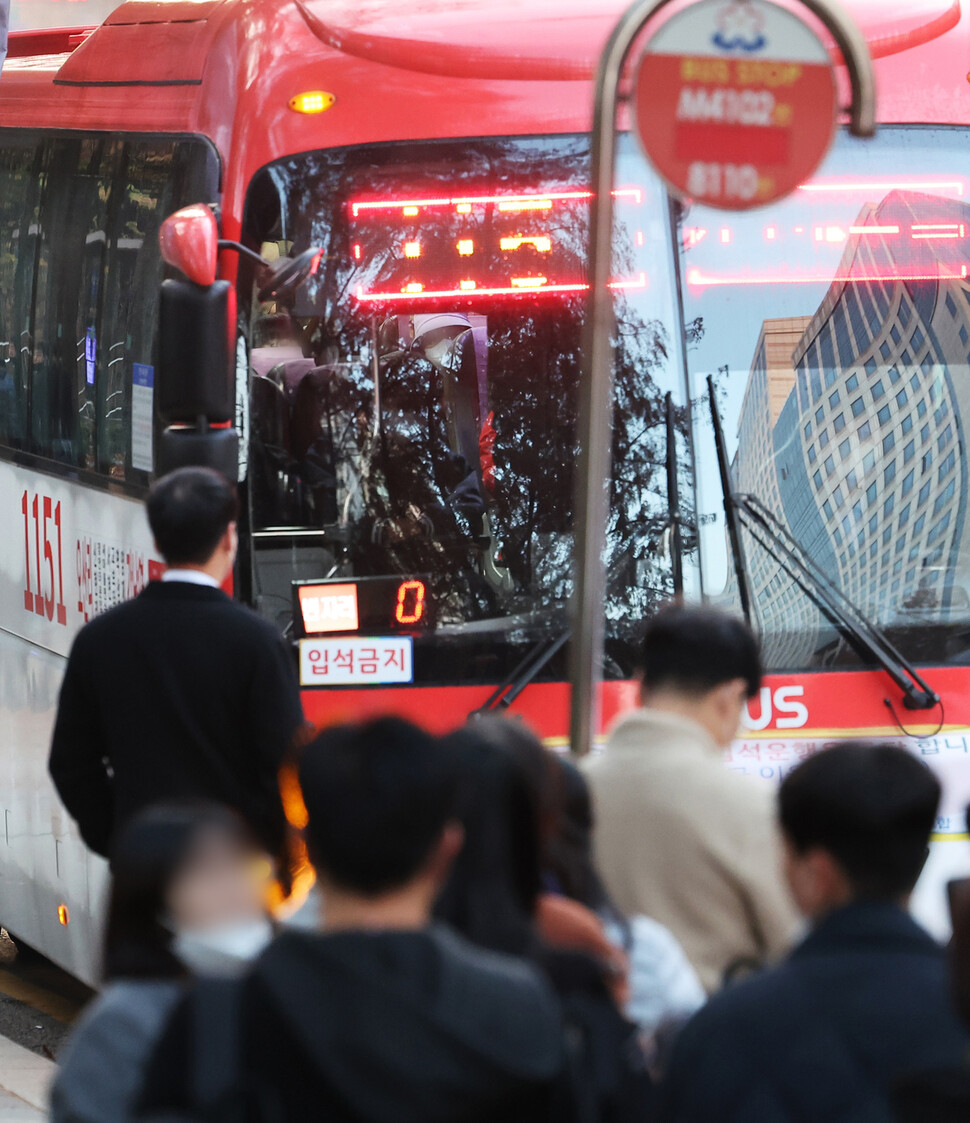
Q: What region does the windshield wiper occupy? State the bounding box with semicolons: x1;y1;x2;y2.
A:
707;377;940;712
472;629;570;715
708;377;754;623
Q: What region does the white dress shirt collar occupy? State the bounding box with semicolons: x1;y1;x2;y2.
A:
161;568;221;589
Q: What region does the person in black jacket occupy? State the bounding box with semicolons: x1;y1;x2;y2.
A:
661;742;968;1123
137;718;569;1123
893;808;970;1122
48;467;304;872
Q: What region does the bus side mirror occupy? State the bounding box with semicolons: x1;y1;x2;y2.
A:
159;204;218;286
156;277;239;480
158;278;232;422
157;423;239;481
156;203;239;481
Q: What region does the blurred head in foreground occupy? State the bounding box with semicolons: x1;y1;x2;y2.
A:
299;717;462;925
779;742;939;922
434;719;543;956
104;802;272;981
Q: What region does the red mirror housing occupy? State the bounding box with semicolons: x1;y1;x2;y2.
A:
159;203;218;286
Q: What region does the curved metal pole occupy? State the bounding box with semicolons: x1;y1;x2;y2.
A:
568;0;876;757
569;0;655;762
797;0;877;138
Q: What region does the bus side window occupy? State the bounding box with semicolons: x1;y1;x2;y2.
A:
0;130;220;481
98;142;175;480
33;137;123;469
98;138;218;481
0;142;43;452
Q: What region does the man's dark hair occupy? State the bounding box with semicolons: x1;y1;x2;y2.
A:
780;742;940;900
146;467;239;566
299;717;458;896
638;604;762;699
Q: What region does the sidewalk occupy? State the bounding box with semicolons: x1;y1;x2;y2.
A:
0;1090;43;1122
0;1033;55;1120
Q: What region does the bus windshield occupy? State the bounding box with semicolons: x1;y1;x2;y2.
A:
681;126;970;671
240;136;684;684
241;126;970;683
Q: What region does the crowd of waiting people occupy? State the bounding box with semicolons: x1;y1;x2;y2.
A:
41;469;970;1122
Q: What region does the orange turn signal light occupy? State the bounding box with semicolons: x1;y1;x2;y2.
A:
57;904;70;926
288;91;335;114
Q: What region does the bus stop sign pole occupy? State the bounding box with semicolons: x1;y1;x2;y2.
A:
569;0;876;757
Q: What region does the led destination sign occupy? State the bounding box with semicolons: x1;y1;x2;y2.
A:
348;187;645;301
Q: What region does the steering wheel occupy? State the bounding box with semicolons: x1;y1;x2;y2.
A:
258;247;321;301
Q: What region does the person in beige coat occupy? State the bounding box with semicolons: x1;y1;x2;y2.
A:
584;605;800;994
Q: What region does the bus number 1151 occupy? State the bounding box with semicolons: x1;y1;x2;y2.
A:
21;489;68;626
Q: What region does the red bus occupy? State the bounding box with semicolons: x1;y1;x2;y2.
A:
0;0;969;980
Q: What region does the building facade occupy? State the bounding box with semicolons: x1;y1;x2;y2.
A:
731;191;970;666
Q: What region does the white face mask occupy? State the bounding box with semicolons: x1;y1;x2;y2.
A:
422;337;460;372
172;918;274;977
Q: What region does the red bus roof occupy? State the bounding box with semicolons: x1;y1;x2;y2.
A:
2;0;969;235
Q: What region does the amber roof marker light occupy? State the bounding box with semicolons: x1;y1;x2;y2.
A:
289;91;336;114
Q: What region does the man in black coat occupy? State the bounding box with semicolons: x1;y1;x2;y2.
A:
138;718;570;1123
49;467;304;870
661;741;968;1123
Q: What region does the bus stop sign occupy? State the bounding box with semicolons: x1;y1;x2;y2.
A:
635;0;837;210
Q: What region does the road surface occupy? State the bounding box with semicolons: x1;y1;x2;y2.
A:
0;932;90;1118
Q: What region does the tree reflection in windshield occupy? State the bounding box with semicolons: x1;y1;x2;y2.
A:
241;135;689;678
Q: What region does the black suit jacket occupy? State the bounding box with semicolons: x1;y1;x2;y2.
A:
49;580;304;861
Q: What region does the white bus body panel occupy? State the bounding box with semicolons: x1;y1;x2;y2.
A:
0;460;158;985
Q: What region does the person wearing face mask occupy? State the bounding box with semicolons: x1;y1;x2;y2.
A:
50;802;273;1123
138;718;570;1123
49;467;304;879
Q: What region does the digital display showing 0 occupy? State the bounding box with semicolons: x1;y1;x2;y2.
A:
294;576;431;637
